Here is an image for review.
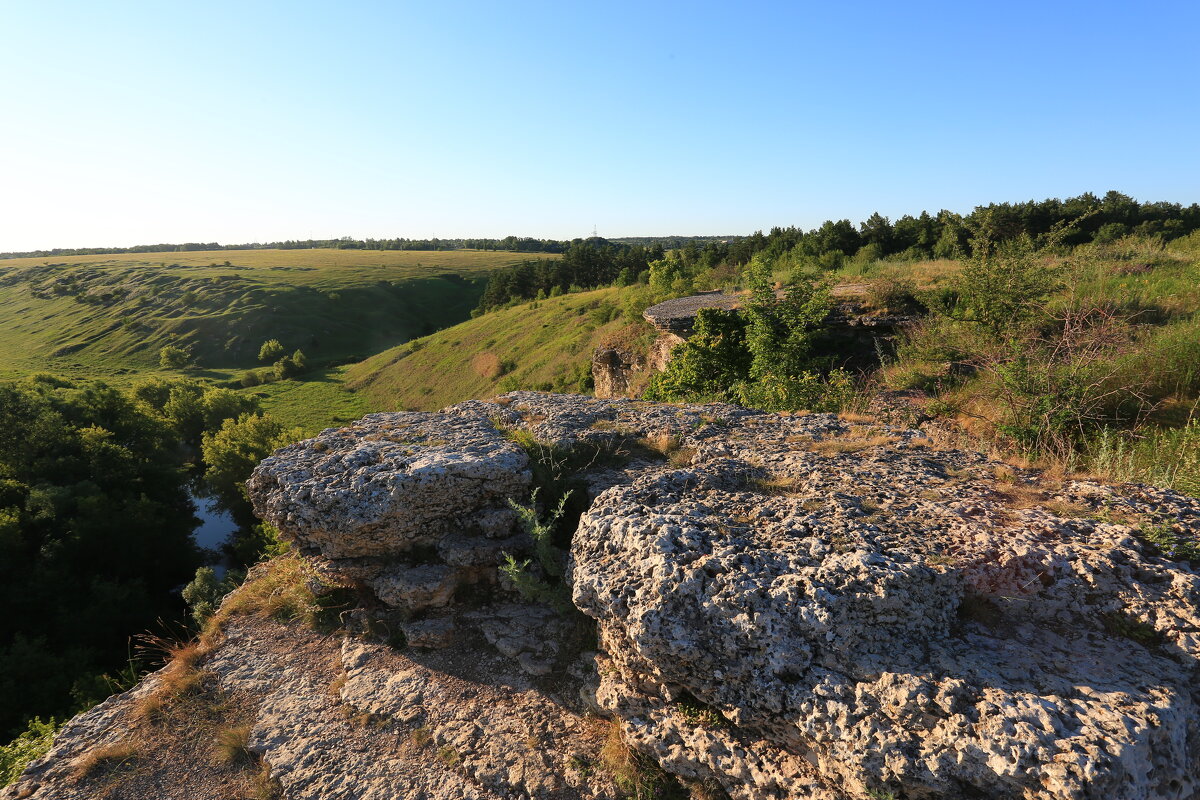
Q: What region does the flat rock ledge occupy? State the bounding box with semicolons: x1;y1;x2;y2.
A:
10;392;1200;800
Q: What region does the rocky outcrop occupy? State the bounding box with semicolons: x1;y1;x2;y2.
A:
254;393;1200;800
643;291;744;337
595;288;920;398
10;392;1200;800
592;346;649;399
7;613;617;800
246;411;533;642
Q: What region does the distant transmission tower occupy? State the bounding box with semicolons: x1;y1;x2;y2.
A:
592;224;598;238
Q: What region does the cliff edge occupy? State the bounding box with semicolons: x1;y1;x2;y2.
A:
7;392;1200;800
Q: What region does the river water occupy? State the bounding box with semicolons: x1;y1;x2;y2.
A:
190;492;238;577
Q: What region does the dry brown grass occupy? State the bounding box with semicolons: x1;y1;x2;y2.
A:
684;776;733;800
746;476;803;496
248;762;282;800
71;740;139;782
993;483;1044;510
993;465;1018;484
471;352;503;380
411;727;433;748
837;411;876;424
1041;500;1095;518
133;640;209;723
807;435;899;455
597;720;645;792
637;433;695;467
204;555;325;641
436;745;462;768
596;719;693;797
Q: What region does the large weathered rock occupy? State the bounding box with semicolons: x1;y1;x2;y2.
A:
248;411;531;560
570;409;1200;800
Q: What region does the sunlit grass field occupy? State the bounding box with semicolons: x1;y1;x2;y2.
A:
345;287;640;412
0;247;549;279
0;248;555;381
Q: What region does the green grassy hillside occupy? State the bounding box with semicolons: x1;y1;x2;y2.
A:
0;249;555;381
344;288;650;411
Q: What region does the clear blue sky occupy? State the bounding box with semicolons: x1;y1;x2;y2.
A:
2;0;1197;250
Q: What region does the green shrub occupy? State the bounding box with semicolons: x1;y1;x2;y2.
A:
158;344;192;369
643;309;749;403
955;231;1060;335
733;369;856;413
257;339;285;363
0;717;57;786
182;567;239;627
201;414;304;513
865;278;919;312
499;491;574;614
984;306;1150;456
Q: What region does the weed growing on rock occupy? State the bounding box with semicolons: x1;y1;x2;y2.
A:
249;762;281;800
683;777;732;800
205;554;354;641
501;490;576;614
1102;612;1163;646
510;489;570;579
500;554;572;614
745;475;803;496
133;640;209;723
566;752;595;778
436;745;461;768
214;725;253;766
1137;520;1200;564
637;433;696;467
673;696;730;730
71;740;139;782
598;721;688;800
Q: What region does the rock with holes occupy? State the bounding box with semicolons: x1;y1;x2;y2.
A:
570;423;1200;800
248;411;531;560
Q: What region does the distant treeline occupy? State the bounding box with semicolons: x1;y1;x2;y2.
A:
700;190;1200;270
475;240;664;311
2;235;694;260
609;235;738;248
0;236;571;260
471;191;1200;314
6;191;1196;264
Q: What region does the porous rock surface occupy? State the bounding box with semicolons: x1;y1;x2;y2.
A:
248;411;531;561
256;392;1200;800
10;392;1200;800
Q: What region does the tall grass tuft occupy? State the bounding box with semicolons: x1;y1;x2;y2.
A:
1085;419;1200;497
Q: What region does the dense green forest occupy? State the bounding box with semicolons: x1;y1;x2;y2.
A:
0;374;301;740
